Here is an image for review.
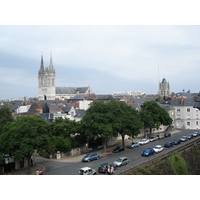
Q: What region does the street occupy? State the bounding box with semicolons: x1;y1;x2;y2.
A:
36;129;196;175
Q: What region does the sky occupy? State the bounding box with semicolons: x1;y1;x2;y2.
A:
1;1;200;100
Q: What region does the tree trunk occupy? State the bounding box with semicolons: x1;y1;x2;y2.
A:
103;138;107;152
27;155;32;175
122;135;125;147
149;128;152;137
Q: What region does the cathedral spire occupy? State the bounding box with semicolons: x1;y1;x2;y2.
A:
49;52;54;72
39;54;44;74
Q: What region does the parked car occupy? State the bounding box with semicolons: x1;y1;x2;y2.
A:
98;163;110;173
113;157;129;167
164;132;171;137
113;146;124;153
164;142;174;148
157;134;165;140
79;167;96;175
153;145;163;153
142;148;155;157
127;142;140;148
172;138;181;145
187;134;193;139
149;136;158;142
139;138;150;145
82;152;100;162
180;136;188;142
192;132;198;137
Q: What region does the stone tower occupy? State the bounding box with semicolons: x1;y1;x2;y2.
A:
158;78;170;98
38;54;56;100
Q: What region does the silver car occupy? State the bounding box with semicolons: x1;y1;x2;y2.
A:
113;157;129;167
139;138;150;145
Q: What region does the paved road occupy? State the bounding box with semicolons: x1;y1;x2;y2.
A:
36;129;197;175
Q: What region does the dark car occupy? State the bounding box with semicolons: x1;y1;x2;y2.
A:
141;148;155;157
82;152;100;162
98;163;110;173
127;142;140;148
164;142;174;148
164;132;171;137
113;146;124;153
172;138;181;145
157;134;165;140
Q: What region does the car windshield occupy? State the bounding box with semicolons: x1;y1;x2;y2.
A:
145;149;151;152
141;139;146;141
101;164;108;167
116;158;122;162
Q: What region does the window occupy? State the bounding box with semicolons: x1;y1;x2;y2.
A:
177;108;181;112
196;121;199;126
187;122;190;126
187;108;190;112
176;114;180;119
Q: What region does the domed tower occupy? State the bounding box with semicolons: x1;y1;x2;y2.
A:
38;53;56;100
158;78;170;98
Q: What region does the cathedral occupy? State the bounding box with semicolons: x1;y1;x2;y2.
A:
38;54;93;100
158;78;170;98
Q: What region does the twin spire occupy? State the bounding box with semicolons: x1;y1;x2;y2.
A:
39;53;55;74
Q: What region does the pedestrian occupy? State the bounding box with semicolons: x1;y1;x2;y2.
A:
107;166;110;175
39;170;43;175
36;169;39;175
111;165;114;175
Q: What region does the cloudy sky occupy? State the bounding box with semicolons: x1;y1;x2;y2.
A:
1;2;200;99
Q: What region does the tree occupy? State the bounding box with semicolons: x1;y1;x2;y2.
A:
108;101;142;147
140;101;172;136
0;115;51;174
81;100;113;152
81;100;143;151
50;117;80;137
0;105;14;135
168;152;189;175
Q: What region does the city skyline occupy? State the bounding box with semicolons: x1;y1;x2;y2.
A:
1;25;200;99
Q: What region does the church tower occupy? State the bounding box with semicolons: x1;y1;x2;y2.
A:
38;54;56;100
158;78;170;98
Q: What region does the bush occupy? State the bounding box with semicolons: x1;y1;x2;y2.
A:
168;152;189;175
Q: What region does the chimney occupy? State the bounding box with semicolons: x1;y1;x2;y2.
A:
57;105;61;113
180;97;184;105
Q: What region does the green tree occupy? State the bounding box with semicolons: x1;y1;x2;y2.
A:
50;117;80;137
81;100;142;151
108;100;142;147
168;152;189;175
0;115;51;173
81;100;113;152
140;101;172;136
0;105;14;135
